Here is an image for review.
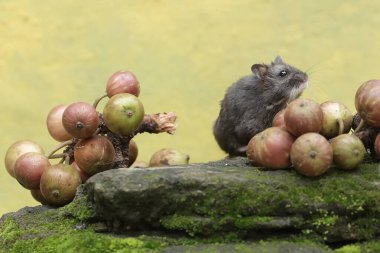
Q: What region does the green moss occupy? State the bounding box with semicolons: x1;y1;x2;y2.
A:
335;245;361;253
59;193;95;221
234;216;273;229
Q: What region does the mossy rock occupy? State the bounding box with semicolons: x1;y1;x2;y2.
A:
1;157;380;252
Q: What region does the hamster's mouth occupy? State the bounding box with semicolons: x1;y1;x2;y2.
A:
288;80;309;102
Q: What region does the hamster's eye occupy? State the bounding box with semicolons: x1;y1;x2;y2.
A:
279;70;288;77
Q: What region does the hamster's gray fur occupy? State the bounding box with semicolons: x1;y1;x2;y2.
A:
213;56;308;156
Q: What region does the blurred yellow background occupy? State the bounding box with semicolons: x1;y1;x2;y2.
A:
1;0;380;215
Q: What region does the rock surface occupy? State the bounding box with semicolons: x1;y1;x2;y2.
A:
1;157;380;252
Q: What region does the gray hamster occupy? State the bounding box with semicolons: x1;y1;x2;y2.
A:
213;56;308;156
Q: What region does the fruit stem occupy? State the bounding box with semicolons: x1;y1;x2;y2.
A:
49;153;66;159
337;118;345;135
353;119;365;135
93;93;108;109
47;140;74;159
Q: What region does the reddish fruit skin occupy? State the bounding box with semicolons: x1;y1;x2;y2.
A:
374;133;380;158
246;136;260;166
284;98;323;137
331;134;366;170
62;102;99;139
46;104;72;142
128;139;138;167
103;93;145;136
149;149;190;167
4;140;44;178
40;164;81;206
355;80;380;127
71;161;90;183
290;133;333;177
106;70;140;97
320;101;353;139
31;189;49;205
252;127;294;169
272;109;287;130
14;152;51;189
74;136;115;176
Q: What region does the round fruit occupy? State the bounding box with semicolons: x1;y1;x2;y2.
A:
74;135;115;176
355;80;380;127
14;152;51;189
46;104;72;142
106;70;140;97
4;140;44;178
128;139;138;167
320;101;353;138
251;127;294;169
246;136;260;166
40;164;81;206
272;109;287;130
149;148;190;167
31;189;48;205
290;133;333;177
71;161;90;183
62;102;99;139
103;93;145;136
284;98;323;137
331;134;366;170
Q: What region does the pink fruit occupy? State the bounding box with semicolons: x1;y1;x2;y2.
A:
355;80;380;127
284;98;323;137
40;164;81;206
62;102;99;139
251;127;295;169
290;133;333;177
103;93;145;136
106;70;140;97
74;135;115;176
4;140;44;178
46;105;72;142
14;152;51;189
374;133;380;158
272;109;287;130
331;134;366;170
246;136;260;166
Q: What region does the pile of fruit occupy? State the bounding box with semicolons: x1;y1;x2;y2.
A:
4;70;188;206
247;79;380;177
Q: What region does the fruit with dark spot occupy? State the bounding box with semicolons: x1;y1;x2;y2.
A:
290;133;333;177
31;189;48;205
40;164;81;206
248;127;294;169
331;134;366;170
62;102;99;139
103;93;144;136
284;98;323;137
149;148;190;167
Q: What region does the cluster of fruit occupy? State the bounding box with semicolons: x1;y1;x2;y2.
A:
4;70;186;206
247;79;380;177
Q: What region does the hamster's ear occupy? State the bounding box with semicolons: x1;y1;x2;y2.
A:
273;56;283;65
251;64;268;79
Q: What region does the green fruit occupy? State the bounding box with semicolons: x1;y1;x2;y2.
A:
103;93;144;136
40;164;81;206
331;134;366;170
